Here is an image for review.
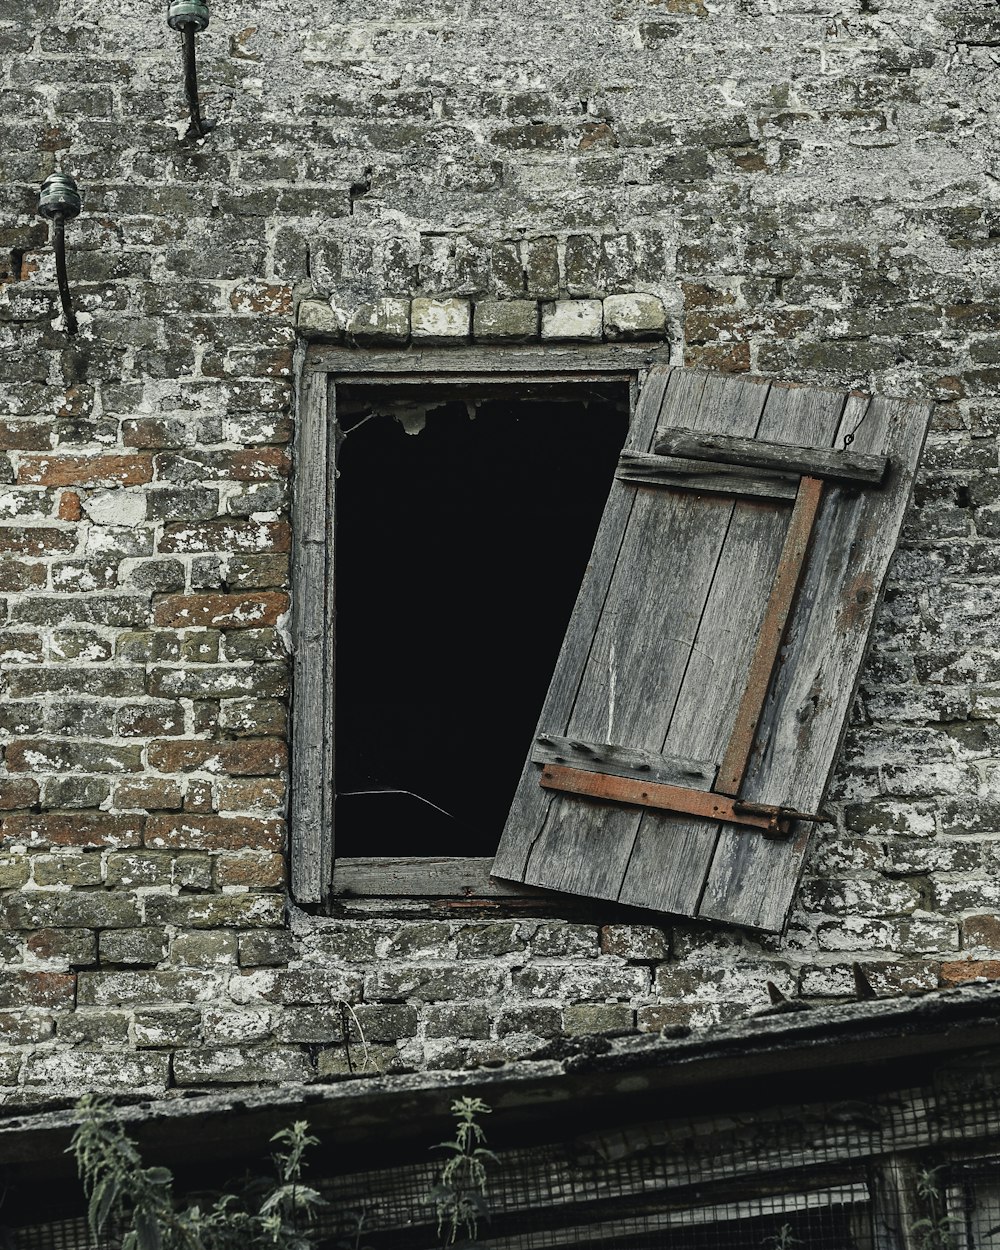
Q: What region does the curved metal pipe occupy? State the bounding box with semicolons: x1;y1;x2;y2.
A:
51;215;77;335
181;23;208;139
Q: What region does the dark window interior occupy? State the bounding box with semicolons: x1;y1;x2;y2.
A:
334;383;629;857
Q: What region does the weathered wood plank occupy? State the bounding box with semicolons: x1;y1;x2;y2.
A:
655;425;888;485
308;343;667;376
491;364;678;884
638;383;847;924
509;369;738;901
617;379;843;915
699;393;932;931
532;735;716;789
716;474;825;797
290;369;334;904
332;856;533;897
616;450;798;500
538;764;789;833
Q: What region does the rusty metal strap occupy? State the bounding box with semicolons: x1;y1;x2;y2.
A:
538;764;825;838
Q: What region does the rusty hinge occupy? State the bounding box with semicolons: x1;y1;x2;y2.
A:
539;764;828;838
730;799;831;839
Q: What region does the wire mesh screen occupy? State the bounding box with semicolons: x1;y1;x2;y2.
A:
10;1067;1000;1250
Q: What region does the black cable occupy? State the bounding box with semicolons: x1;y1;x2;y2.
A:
51;215;77;335
181;22;207;139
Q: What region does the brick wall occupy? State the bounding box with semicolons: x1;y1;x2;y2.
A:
1;0;999;1102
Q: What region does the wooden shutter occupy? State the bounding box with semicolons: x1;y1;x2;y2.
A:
491;367;932;932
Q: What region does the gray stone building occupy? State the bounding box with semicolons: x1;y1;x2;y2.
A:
4;0;1000;1242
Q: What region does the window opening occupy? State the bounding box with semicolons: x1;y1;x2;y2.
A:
333;383;629;857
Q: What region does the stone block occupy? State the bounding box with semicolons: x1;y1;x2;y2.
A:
411;298;472;344
133;1007;201;1047
170;930;239;967
172;1046;312;1085
99;928;168;966
600;925;669;960
295;299;343;337
540;299;603;341
603;293;667;341
563;1003;635;1035
347;298;410;346
473;301;539;343
423;1002;491;1039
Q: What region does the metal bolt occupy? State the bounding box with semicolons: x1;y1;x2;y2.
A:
167;0;209;31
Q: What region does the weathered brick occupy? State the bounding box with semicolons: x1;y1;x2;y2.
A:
5;738;142;774
147;738;287;776
152;592;289;630
26;928;97;966
159;519;290;554
238;929;296;967
2;812;143;849
172;1046;312;1085
0;971;75;1008
99;927;168;965
77;970;224;1006
2;891;141;930
31;854;103;887
21;1051;169;1090
16;454;153;486
133;1007;201;1047
214;852;285;888
142;894;285;928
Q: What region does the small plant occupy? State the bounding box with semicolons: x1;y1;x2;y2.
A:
70;1095;324;1250
427;1097;497;1247
910;1167;958;1250
763;1223;801;1250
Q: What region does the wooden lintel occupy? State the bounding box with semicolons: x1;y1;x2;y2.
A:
538;764;791;834
716;474;825;796
654;427;889;486
616;451;798;501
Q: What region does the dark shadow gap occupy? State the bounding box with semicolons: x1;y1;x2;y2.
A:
334;385;629;856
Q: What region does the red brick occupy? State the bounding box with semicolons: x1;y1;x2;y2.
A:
684;342;751;372
145;814;284;851
114;777;184;810
153;592;289;629
0;559;46;591
0;778;40;809
122;419;186;449
58;490;83;521
215;852;286;887
0;972;75;1009
230;282;294;315
0;528;76;556
217;777;285;811
940;959;1000;986
159;519;290;554
961;915;1000;948
0;420;57;451
1;812;143;849
148;738;287;776
16;453;153;487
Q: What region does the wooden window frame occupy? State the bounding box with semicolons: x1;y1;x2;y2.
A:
291;342;669;905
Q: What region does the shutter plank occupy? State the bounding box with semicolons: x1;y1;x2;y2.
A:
515;372;771;904
700;393;931;931
618;381;848;915
616;451;799;501
490;364;683;883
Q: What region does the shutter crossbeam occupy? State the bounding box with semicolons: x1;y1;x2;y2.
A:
538;764;826;838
